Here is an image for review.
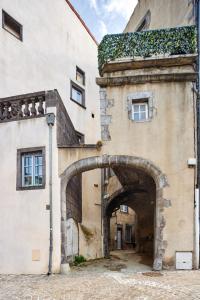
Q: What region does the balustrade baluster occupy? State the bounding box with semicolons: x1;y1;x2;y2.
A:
3;102;10;120
24;100;30;117
17;100;23;118
0;103;4;120
38;96;44;115
31;97;37;116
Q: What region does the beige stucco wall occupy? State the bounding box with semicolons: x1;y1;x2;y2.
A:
0;0;100;144
101;76;195;265
125;0;195;33
59;148;103;260
79;170;102;260
0;110;61;274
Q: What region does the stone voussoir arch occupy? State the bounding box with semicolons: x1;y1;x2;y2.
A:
60;155;169;271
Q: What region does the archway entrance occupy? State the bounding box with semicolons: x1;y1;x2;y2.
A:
106;169;156;269
61;155;168;271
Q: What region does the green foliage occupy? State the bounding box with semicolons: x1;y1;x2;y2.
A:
98;25;197;73
74;255;87;265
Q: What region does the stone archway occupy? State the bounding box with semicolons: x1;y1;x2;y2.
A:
60;155;168;271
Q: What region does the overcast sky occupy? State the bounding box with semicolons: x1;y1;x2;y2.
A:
69;0;138;42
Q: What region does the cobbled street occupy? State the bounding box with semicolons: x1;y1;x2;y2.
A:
1;270;200;300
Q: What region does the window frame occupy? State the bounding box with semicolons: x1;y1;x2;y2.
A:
136;10;151;32
76;66;85;86
2;10;23;41
132;101;149;122
127;91;154;122
120;205;128;213
16;147;46;191
70;80;86;109
75;130;85;144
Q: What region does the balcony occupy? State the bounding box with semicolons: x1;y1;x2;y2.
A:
98;25;197;75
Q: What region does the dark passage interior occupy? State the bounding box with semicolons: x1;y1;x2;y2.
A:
105;166;156;268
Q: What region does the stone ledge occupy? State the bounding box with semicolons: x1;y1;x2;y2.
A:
96;72;197;87
100;54;197;75
58;144;98;149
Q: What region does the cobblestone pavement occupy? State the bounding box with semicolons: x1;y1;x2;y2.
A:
1;270;200;300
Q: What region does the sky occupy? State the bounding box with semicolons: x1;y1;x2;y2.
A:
69;0;138;42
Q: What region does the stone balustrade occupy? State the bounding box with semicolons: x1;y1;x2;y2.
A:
0;92;45;123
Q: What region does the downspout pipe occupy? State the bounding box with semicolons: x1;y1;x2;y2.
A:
195;0;200;269
46;113;55;275
195;188;199;269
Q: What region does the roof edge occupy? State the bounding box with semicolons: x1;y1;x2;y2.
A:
65;0;98;45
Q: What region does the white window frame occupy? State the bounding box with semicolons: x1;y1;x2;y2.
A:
72;86;83;105
127;91;154;122
22;152;43;187
70;80;85;108
132;102;149;122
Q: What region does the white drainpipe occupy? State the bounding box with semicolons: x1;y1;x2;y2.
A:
46;113;55;275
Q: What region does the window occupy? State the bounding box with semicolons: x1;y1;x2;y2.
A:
125;225;132;243
22;153;43;187
76;131;85;144
137;19;147;32
136;10;151;32
132;102;148;121
70;81;85;108
76;67;85;86
2;10;23;40
120;205;128;213
127;91;153;121
17;147;45;190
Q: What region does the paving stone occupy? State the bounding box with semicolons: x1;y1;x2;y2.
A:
1;270;200;300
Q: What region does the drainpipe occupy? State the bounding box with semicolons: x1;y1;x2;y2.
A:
195;188;199;269
46;113;55;275
195;0;200;269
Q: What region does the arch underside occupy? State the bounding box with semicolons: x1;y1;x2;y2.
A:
61;155;168;271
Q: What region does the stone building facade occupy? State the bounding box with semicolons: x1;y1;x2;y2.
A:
0;0;199;275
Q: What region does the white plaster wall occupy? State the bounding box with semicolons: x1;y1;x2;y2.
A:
0;0;100;143
0;114;61;274
0;0;101;273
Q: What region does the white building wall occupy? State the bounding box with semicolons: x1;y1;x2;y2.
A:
0;0;101;273
0;0;100;143
0;113;61;274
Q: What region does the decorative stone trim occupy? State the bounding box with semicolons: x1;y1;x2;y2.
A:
0;92;45;123
127;91;154;121
96;72;197;87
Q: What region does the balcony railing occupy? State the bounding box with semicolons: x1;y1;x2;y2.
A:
0;91;45;123
98;25;197;73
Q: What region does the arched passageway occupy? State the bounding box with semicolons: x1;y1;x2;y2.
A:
61;155;168;271
106;174;156;268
